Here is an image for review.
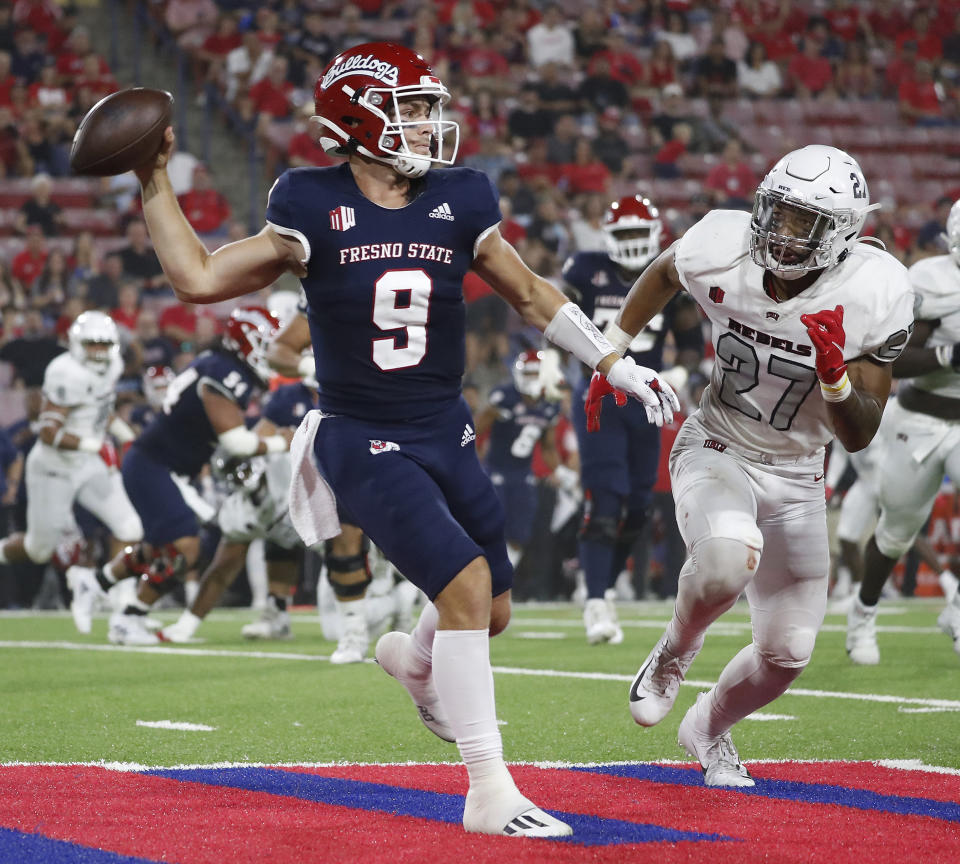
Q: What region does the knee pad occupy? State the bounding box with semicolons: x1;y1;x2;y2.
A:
325;537;372;598
874;514;916;561
691;532;763;606
115;516;144;545
619;508;649;546
580;488;624;545
22;533;53;564
755;629;815;672
264;540;299;563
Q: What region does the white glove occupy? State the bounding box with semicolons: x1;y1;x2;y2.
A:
551;464;580;495
605;356;681;427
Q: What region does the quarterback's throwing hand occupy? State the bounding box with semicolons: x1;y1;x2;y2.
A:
604;357;681;428
800;304;847;386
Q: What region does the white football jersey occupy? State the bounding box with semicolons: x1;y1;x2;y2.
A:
906;254;960;399
218;454;298;546
42;353;123;439
675;210;914;457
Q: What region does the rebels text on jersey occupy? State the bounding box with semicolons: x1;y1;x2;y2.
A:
677;210;914;458
484;384;560;477
563;251;677;369
266;164;501;422
263;381;318;429
42;353;123;440
136;349;262;477
907;254;960;400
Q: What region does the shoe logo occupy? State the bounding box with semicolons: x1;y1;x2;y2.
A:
428;202;454;221
629;654;656;702
814;472;824;482
369;439;400;454
329;205;356;232
418;705;436;722
461;423;476;447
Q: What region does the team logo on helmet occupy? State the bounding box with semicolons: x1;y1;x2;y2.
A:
321;53;399;89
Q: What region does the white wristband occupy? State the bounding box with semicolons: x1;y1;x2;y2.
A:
935;344;954;369
77;436;102;453
297;354;315;378
108;416;136;445
263;434;287;454
603;320;634;356
819;370;852;403
544;302;615;370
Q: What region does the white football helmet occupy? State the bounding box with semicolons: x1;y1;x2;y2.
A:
943;199;960;266
750;145;880;280
68;311;120;373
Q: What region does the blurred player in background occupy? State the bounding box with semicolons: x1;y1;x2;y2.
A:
129;42;677;837
473;348;569;571
130;364;175;434
848;199;960;662
563;194;703;644
0;312;142;616
591;146;914;785
66;305;288;645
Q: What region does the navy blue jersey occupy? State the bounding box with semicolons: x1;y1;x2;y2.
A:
266;164;501;422
263;382;317;428
484;384;560;477
136;349;262;477
563;251;686;370
130;402;159;432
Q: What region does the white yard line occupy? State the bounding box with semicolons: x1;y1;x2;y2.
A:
1;639;958;711
136;720;216;732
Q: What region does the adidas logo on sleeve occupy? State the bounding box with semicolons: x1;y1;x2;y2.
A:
428;202;454;221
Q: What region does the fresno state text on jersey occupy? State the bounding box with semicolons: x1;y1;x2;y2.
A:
266;164;501;422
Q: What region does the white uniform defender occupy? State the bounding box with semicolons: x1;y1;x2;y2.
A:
26;320;142;566
619;146;915;786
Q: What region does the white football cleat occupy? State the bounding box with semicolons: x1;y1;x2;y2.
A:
677;694;754;788
66;566;105;634
330;609;368;663
462;787;572;837
629;634;699;726
605;591;624;645
584;597;620;645
108;611;160;646
241;603;292;641
375;631;455;742
160;610;203;643
937;598;960;657
846;597;880;665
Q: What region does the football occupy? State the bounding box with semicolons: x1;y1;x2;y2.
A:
69;88;174;177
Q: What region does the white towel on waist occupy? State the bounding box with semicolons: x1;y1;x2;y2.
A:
288;410;341;545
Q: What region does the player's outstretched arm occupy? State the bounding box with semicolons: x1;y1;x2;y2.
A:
135;128;305;305
472;228;679;426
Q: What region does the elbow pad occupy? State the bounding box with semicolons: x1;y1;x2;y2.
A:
218;425;260;457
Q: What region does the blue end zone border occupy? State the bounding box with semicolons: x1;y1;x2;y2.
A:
575;764;960;823
146;767;737;846
0;826;159;864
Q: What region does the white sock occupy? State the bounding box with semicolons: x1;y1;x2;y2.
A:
409;602;438;671
0;539;9;564
698;643;801;739
184;580;199;608
432;629;513;790
939;570;959;604
101;563;118;586
336;597;367;628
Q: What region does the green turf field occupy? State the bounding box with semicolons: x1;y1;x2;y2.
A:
2;597;957;771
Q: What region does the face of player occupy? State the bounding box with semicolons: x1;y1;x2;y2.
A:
83;340;114;367
764;200;828;266
396;96;434;156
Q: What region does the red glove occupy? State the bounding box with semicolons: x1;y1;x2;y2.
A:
800;305;847;385
585;370;628;433
99;440;119;469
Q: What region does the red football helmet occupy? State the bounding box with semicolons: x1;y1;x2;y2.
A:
512;348;566;401
312;41;459;178
142;364;175;409
222;305;280;383
603;194;663;271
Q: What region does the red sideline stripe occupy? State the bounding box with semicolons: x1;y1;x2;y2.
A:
2;764;960;864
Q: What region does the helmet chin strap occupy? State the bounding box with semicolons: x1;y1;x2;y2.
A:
394;153;431;178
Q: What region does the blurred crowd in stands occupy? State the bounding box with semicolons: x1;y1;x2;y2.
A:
2;0;960;605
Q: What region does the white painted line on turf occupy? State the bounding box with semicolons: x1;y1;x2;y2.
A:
3;640;958;711
136;720;216;732
4;758;960;776
510;617;937;634
897;706;960;714
745;713;795;721
514;631;567;640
